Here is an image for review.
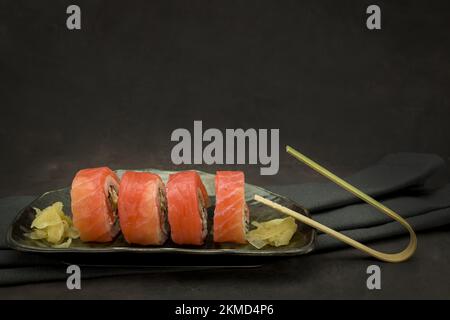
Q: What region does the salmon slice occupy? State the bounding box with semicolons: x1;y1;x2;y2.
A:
213;171;249;243
167;171;209;245
71;167;120;242
118;171;168;245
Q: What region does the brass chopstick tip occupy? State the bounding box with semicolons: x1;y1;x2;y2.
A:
286;145;295;154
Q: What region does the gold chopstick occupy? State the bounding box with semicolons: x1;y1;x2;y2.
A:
254;146;417;263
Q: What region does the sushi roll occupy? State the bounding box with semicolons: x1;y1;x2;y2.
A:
213;171;249;243
71;167;120;242
166;171;210;245
118;171;169;245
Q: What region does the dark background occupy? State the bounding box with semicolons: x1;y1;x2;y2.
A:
1;0;450;299
1;0;449;197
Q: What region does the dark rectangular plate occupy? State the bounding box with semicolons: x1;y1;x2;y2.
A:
6;169;315;256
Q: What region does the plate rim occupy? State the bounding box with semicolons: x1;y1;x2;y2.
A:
6;170;316;256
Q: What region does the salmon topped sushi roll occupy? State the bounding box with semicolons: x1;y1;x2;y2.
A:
71;167;120;242
167;171;210;245
118;171;168;245
213;171;249;244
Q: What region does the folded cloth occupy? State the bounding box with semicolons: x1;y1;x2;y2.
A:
0;153;449;286
313;185;450;231
269;153;445;212
0;196;35;249
0;249;218;287
315;207;450;250
268;153;450;251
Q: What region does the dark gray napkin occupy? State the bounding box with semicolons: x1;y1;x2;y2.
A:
270;152;445;212
1;153;449;286
0;196;35;249
268;153;450;251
